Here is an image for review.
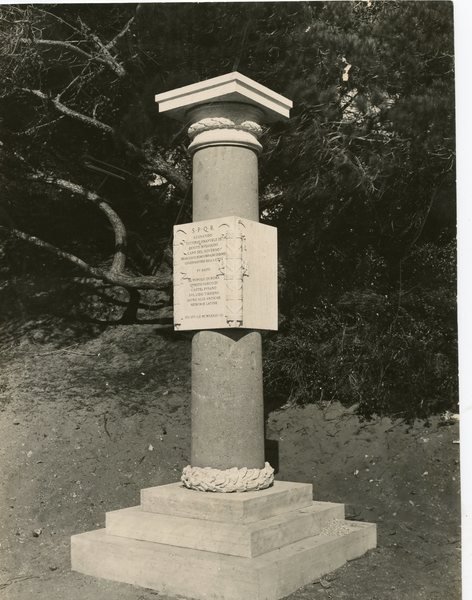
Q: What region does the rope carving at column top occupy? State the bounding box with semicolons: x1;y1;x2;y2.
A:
181;462;275;493
188;117;263;139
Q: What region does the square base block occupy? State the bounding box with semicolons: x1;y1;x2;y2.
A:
71;521;376;600
140;480;313;523
106;501;344;558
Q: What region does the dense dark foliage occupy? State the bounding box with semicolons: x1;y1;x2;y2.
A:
0;2;456;418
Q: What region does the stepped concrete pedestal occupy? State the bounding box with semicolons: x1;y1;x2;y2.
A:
71;481;376;600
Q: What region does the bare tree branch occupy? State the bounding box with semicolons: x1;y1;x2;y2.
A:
21;87;115;135
35;7;83;36
77;17;126;77
105;16;134;50
15;116;65;136
26;170;127;273
19;37;126;77
20;88;190;194
145;155;190;195
55;64;93;101
0;227;171;290
20;38;96;62
2;147;128;274
0;151;171;290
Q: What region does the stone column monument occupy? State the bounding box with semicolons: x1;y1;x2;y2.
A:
164;73;286;490
71;73;376;600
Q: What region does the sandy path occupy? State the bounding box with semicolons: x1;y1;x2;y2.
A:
0;326;460;599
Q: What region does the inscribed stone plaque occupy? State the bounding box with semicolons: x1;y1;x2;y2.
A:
173;216;277;330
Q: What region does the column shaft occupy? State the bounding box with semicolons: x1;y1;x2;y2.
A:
191;330;264;469
190;143;265;470
192;146;259;222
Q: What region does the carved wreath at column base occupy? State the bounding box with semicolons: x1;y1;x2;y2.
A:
181;462;275;493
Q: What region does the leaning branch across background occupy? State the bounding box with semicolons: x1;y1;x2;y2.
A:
0;226;171;290
20;88;190;194
0;151;171;291
27;172;127;274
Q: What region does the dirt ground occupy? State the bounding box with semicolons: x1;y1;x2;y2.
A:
0;323;461;599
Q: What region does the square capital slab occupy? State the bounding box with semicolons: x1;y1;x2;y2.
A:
155;72;292;123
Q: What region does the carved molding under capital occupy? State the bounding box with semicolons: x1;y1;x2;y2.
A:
181;462;275;493
188;117;263;140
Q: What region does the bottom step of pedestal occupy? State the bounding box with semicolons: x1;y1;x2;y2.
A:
71;520;376;600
